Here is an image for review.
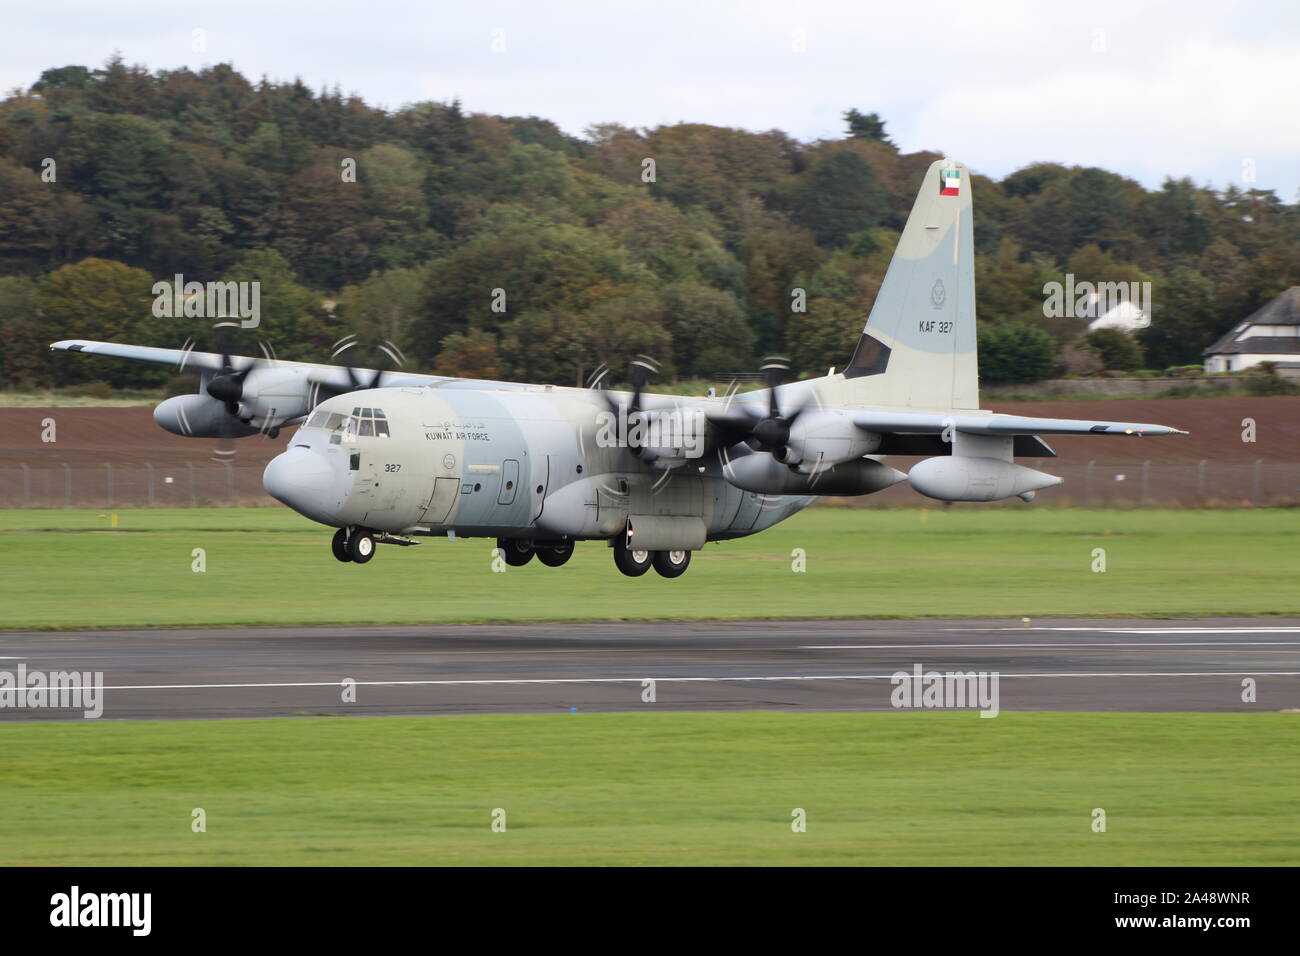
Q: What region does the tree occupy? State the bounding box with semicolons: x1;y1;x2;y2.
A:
658;281;754;378
0;159;55;269
977;323;1055;384
0;276;47;385
795;150;886;248
843;110;895;147
434;329;501;379
1136;267;1220;369
1080;328;1144;371
219;248;328;359
335;266;427;356
31;258;156;385
410;207;650;362
786;297;860;376
1139;177;1212;259
497;310;589;385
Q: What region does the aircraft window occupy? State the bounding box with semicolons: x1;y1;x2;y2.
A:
352;407;361;416
307;411;330;428
332;409;390;438
373;409;386;419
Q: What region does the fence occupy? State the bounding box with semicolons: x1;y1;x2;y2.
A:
0;462;272;508
0;459;1295;509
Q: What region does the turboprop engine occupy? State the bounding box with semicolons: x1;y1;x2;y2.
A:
781;410;881;471
153;393;262;438
724;453;905;496
908;456;1062;502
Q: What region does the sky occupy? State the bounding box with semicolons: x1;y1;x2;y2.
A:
3;0;1298;199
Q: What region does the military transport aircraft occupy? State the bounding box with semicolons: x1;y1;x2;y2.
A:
51;160;1185;577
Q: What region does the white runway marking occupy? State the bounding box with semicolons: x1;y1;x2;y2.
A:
996;627;1300;634
801;642;1300;649
99;671;1300;691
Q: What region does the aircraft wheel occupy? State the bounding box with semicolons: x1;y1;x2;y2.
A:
497;537;534;566
348;530;376;564
613;538;652;577
331;528;352;562
652;549;691;578
536;541;574;567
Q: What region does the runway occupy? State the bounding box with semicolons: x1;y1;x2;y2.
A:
2;617;1299;720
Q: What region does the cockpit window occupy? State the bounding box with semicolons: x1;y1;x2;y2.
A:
307;410;348;430
339;407;391;440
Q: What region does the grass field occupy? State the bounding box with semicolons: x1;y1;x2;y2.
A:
0;507;1296;629
0;711;1295;866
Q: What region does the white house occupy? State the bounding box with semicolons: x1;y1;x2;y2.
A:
1204;287;1300;373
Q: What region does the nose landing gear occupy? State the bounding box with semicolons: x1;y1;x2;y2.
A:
332;527;375;564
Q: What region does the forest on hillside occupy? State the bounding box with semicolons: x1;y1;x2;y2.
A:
1;56;1298;391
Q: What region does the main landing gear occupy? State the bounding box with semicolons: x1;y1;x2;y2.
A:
612;537;692;578
332;527;375;564
496;537;574;567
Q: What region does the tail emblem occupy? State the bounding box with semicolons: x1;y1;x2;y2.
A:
931;279;947;308
940;167;961;196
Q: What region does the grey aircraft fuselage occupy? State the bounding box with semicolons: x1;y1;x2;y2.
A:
265;384;810;547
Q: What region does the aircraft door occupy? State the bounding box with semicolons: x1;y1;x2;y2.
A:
530;455;550;523
727;489;764;531
498;459;520;505
422;477;460;525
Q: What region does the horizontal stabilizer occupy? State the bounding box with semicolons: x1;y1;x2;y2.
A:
854;410;1187;438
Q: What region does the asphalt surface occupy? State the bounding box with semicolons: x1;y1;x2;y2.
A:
2;617;1299;721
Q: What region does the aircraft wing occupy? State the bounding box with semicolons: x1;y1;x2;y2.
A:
50;339;234;373
852;410;1188;437
48;338;524;393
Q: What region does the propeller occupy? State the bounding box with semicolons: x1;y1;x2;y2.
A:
178;322;275;459
312;336;407;404
732;357;808;458
201;322;274;419
591;355;660;456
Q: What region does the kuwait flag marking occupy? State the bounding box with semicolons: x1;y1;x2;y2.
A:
940;167;961;196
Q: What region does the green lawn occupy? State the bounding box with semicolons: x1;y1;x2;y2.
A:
1;507;1296;629
0;711;1295;866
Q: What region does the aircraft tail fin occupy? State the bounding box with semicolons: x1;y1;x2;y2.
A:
840;159;978;411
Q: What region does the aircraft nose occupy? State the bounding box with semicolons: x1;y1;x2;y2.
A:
263;446;344;525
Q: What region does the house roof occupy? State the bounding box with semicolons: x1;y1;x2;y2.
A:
1206;336;1300;356
1204;287;1300;355
1243;287;1300;325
